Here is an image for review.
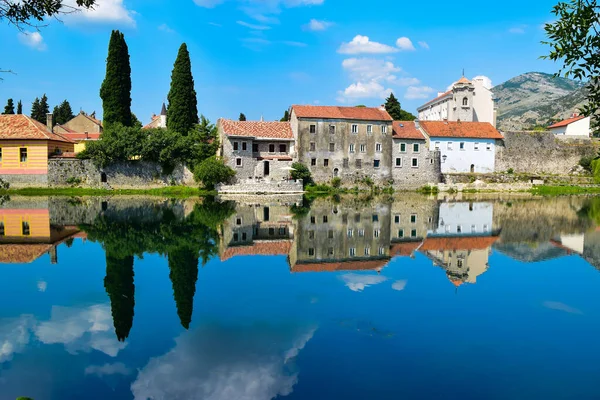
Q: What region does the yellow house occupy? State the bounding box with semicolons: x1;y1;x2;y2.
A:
0;114;75;179
54;111;103;153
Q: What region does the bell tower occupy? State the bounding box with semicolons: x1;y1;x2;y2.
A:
452;76;475;122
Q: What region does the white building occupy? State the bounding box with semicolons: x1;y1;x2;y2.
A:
548;114;591;139
419;120;503;173
417;76;497;128
143;103;167;129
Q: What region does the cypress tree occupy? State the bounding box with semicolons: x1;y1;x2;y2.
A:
3;99;15;114
30;96;47;123
167;43;198;135
168;247;199;329
239;113;246;121
280;110;289;122
104;251;135;342
53;100;75;125
384;92;416;121
100;30;132;127
16;100;22;115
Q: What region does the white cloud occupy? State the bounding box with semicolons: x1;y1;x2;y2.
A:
303;18;333;31
37;280;47;292
405;86;435;100
85;362;131;377
338;35;398;55
340;273;387;292
0;316;35;363
395;37;415;51
63;0;135;26
473;75;493;90
158;23;175;33
237;20;271;30
337;81;391;103
342;57;401;83
131;323;317;400
418;41;430;50
392;280;407;291
18;31;47;51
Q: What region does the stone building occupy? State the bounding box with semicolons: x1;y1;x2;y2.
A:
290;105;393;185
53;111;103;153
143;103;168;130
217;119;296;183
390;194;439;246
391;121;441;188
417;76;497;127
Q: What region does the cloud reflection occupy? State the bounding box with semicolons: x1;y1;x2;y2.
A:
340;273;387;292
543;301;583;315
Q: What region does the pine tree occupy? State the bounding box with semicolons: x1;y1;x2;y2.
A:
16;100;22;114
53;100;75;126
38;94;49;122
280;110;290;122
167;43;198;135
3;99;15;114
239;113;246;121
100;30;132;127
384;92;416;121
30;97;46;123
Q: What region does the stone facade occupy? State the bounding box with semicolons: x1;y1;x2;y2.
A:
54;112;103;135
1;173;48;188
391;138;441;188
390;194;439;243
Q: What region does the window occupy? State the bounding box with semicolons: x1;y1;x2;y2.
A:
233;233;239;242
279;144;287;152
457;225;462;233
351;124;358;134
400;143;407;153
311;158;317;166
22;221;30;236
310;124;316;134
323;215;328;223
435;142;440;150
376;143;382;153
242;142;247;151
356;159;362;168
236;158;242;167
360;144;366;153
364;247;371;256
374;160;380;168
457;259;463;268
236;217;242;225
355;214;361;223
264;207;270;221
462;97;468;106
474;142;480;151
279;226;286;235
349;144;355;153
395;158;402;167
358;229;365;237
447;142;453;150
411;158;418;168
394;215;400;224
347;229;353;238
20;148;27;163
486;143;492;151
398;229;404;238
328;230;334;239
0;221;4;236
269;144;275;153
413;143;420;153
310;216;316;224
372;214;379;222
460;142;465;150
381;125;387;134
324;159;329;167
328;247;334;256
329;125;335;134
253;143;259;152
343;158;349;168
308;248;315;256
379;247;385;256
483;224;489;231
310;142;316;151
367;125;373;134
411;229;417;238
233;141;239;151
269;227;275;236
329;143;335;152
410;214;417;223
0;148;2;162
471;224;476;232
374;229;380;238
242;232;247;241
350;248;356;257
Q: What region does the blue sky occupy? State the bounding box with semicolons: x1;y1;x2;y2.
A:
1;0;561;124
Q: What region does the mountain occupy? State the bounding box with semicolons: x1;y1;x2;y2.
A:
494;72;587;131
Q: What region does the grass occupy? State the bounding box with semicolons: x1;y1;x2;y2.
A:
0;186;211;197
530;185;600;196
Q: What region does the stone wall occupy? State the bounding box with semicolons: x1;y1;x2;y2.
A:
1;174;48;188
48;158;195;189
391;140;441;189
216;178;304;194
495;131;598;174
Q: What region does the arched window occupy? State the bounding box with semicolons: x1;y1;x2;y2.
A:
462;97;469;106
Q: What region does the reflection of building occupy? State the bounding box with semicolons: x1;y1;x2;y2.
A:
0;207;85;264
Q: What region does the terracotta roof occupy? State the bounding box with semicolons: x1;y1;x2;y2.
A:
456;76;471;84
392;121;426;140
293;258;389;273
291;105;393;121
418;90;452;109
420;121;503;139
548;115;586;128
82;113;103;127
221;240;292;261
0;115;75;143
390;241;422;256
61;132;101;141
420;235;500;251
0;244;53;264
219;119;294;139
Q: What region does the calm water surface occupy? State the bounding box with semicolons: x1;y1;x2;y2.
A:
1;194;600;400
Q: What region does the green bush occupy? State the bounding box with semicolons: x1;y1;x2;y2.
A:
0;177;9;190
193;157;235;189
579;156;595;172
290;162;313;187
506;168;514;174
331;177;342;188
591;159;600;183
66;176;82;186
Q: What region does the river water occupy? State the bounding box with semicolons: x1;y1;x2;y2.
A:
1;194;600;400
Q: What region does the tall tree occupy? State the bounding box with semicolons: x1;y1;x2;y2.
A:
280;110;290;122
104;251;135;342
3;99;15;114
53;100;75;126
167;43;198;135
168;247;199;329
100;30;132;127
16;100;22;114
1;0;97;30
30;95;49;123
543;0;600;121
239;113;246;121
384;92;416;121
30;97;40;121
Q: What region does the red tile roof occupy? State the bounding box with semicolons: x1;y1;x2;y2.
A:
219;119;294;139
291;105;393;121
0;115;75;143
292;258;389;273
221;240;292;261
420;235;500;251
392;121;426;140
390;241;422;256
0;244;53;264
418;90;452;109
548;115;586;128
420;121;503;139
61;132;101;141
456;76;471;84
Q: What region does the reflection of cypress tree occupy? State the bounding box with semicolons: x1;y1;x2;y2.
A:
104;252;135;341
168;247;199;329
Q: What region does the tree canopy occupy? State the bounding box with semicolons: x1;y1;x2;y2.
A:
281;110;290;121
384;92;416;120
543;0;600;120
0;0;97;29
193;157;235;189
16;100;22;114
239;113;246;121
167;43;198;135
3;98;14;114
100;30;132;127
30;94;49;123
53;100;75;126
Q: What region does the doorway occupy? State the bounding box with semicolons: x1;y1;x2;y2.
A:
101;172;107;183
264;161;270;177
470;164;475;173
333;168;339;177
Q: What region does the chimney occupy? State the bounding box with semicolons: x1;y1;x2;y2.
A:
84;131;89;140
46;113;53;132
49;245;58;264
414;119;420;129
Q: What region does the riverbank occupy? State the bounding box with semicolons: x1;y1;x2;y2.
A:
0;185;210;197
